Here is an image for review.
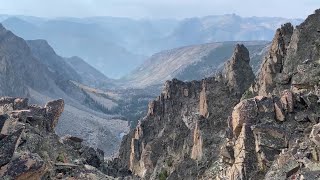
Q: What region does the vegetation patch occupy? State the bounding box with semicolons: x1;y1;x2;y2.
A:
158;170;169;180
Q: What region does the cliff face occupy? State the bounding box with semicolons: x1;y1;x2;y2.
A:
107;44;255;179
253;23;294;96
220;9;320;179
107;9;320;180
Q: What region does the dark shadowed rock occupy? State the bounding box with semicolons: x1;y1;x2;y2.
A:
81;147;104;168
0;128;23;167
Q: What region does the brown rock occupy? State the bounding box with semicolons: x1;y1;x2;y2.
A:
191;121;203;160
274;101;285;121
280;90;294;113
231;98;258;137
199;81;208;118
44;99;64;131
310;123;320;146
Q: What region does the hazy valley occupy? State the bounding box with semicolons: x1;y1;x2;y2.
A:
1;5;320;180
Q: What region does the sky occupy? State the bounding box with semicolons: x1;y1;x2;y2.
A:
0;0;319;19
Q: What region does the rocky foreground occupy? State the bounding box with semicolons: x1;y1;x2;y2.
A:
0;97;115;179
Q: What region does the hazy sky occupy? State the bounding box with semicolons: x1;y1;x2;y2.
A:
0;0;319;19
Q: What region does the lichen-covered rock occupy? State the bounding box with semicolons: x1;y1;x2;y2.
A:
0;128;23;167
0;152;46;180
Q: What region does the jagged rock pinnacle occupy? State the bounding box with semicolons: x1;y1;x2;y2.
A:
223;44;255;96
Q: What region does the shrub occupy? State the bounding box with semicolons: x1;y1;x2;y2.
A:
158;170;168;180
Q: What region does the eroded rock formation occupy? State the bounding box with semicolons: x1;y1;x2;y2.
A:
223;44;255;96
105;9;320;180
105;43;255;179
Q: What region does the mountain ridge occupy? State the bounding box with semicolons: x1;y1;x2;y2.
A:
1;14;301;78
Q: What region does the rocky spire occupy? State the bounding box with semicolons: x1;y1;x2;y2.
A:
223;44;255;96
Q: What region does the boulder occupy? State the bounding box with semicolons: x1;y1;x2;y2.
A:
13;98;28;110
0;152;46;180
81;147;104;168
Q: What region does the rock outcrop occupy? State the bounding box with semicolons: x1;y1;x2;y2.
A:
223;44;255;96
254;9;320;96
106;43;255;179
253;23;294;96
218;9;320;179
0;97;113;179
218;91;320;179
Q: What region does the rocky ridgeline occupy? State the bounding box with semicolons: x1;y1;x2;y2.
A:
253;9;320;96
217;9;320;179
0;97;113;179
105;9;320;180
105;44;255;179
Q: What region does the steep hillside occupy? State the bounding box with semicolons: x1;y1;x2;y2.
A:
0;24;52;96
27;39;82;83
65;56;113;88
1;17;146;78
106;9;320;180
125;41;269;87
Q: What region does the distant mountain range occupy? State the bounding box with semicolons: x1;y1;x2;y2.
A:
0;14;302;78
124;41;270;87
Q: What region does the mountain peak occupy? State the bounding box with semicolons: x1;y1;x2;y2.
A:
223;44;255;95
233;44;250;63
